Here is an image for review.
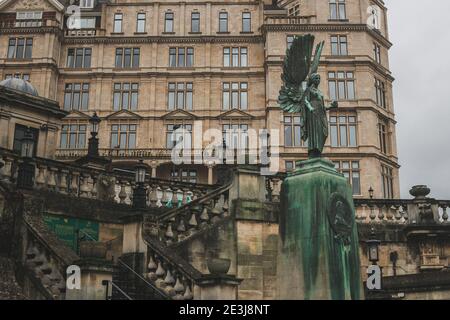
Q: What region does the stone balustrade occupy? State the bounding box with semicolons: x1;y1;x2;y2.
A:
145;244;197;300
0;147;215;208
145;192;230;246
354;198;450;225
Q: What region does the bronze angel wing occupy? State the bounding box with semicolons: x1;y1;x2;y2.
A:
278;35;315;113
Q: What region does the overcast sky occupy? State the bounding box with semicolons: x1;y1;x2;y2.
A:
386;0;450;199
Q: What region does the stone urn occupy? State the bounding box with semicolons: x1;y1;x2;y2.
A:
207;258;231;275
79;241;107;259
409;185;431;199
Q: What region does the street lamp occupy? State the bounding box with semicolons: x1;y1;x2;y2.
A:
88;112;101;157
368;186;374;199
17;128;36;189
133;160;147;210
367;228;381;264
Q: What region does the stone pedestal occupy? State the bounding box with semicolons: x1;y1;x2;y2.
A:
277;158;362;300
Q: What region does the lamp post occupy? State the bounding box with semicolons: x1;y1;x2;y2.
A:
88;112;101;157
133;160;147;210
367;228;381;265
17;128;36;189
366;227;382;292
369;186;374;199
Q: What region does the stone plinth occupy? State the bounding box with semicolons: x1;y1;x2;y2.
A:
277;158;362;300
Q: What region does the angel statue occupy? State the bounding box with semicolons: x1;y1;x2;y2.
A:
278;34;338;159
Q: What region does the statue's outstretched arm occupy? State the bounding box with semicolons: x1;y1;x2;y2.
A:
327;100;338;109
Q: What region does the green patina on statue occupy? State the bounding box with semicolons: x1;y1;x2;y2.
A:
278;34;337;158
277;35;362;300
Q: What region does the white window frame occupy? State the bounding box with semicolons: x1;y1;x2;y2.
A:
80;0;94;9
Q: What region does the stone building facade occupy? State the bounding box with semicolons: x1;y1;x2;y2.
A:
0;0;399;199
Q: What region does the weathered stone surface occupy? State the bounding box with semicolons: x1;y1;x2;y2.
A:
0;257;26;300
277;158;362;300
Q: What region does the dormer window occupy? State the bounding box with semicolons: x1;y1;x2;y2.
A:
80;0;94;9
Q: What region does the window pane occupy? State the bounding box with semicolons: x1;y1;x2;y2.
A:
330;125;338;147
338;81;346;99
168;92;175;110
84;48;91;67
129;133;136;148
223;91;229;109
352;172;361;195
241;48;248;67
329;81;337;100
347;81;355;100
349;125;357;146
339;125;348;146
240;91;248;110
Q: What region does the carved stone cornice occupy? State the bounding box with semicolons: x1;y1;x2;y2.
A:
63;35;264;45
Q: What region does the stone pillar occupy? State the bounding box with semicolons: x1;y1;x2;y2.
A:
194;276;241;300
207;163;215;185
277;158;362;300
150;161;158;178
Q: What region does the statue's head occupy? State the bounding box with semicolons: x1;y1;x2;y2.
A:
308;73;321;86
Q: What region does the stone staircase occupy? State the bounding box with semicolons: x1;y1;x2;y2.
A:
110;253;168;300
0;257;26;300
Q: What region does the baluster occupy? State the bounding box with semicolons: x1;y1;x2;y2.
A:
118;181;127;204
162;188;170;207
177;218;186;241
35;165;47;189
394;205;402;221
70;171;80;196
359;204;367;222
155;186;163;207
369;204;376;221
149;185;158;207
58;169;68;194
377;205;385;221
171;188;179;207
126;182;134;204
154;260;166;288
441;205;448;222
211;198;222;223
199;206;210;226
173;274;185;300
165;222;174;244
188;210;198;233
402;205;409;223
182;280;193;300
223;193;229;216
181;189;188;205
386;206;394;221
47;167;57;191
147;255;157;280
79;173;91;198
91;175;98;199
163;268;176;296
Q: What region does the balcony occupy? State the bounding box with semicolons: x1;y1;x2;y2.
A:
0;19;60;29
263;15;315;26
65;28;100;37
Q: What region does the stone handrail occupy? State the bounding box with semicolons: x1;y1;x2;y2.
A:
23;215;80;300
